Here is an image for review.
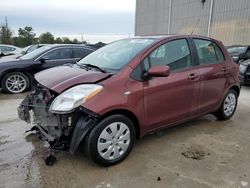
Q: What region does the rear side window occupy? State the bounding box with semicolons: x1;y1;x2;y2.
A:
194;39;224;65
44;48;72;60
73;48;92;58
148;39;192;71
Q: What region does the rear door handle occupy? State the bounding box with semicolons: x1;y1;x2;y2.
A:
188;73;199;80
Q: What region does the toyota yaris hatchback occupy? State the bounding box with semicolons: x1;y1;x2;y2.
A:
18;35;240;166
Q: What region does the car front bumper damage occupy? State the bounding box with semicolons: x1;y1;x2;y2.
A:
17;86;99;165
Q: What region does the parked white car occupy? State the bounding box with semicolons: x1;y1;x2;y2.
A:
0;44;22;56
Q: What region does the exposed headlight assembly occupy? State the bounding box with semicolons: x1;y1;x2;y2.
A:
49;84;103;114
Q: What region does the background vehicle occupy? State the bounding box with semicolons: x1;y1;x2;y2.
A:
0;44;22;56
239;60;250;84
227;45;250;63
18;35;240;166
0;44;95;94
21;44;48;55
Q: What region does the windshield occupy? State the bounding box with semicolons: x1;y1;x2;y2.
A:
77;38;156;72
227;47;247;54
20;45;52;60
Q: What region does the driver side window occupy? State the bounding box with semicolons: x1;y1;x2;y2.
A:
145;39;192;72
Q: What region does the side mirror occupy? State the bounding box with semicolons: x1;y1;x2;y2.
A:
21;51;26;55
146;65;170;78
40;57;50;64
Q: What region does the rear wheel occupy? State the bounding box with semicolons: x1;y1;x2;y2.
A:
2;72;30;94
85;114;135;166
214;89;238;120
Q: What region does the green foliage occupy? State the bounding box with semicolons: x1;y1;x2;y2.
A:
0;25;13;44
55;37;63;43
62;37;71;43
39;32;55;44
1;24;88;47
13;26;36;47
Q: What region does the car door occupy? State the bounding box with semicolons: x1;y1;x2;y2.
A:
192;38;229;114
36;47;73;71
143;38;200;131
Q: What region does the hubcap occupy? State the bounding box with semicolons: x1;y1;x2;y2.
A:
97;122;130;160
223;93;236;117
6;74;27;93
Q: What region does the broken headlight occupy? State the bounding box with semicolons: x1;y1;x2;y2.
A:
49;84;103;114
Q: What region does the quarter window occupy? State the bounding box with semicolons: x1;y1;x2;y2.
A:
147;39;192;71
194;39;224;65
43;48;72;60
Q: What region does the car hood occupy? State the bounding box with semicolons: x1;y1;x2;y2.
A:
241;60;250;66
35;65;111;93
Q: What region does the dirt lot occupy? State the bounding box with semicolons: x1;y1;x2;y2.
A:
0;87;250;188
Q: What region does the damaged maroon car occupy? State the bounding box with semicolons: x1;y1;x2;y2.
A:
18;35;240;166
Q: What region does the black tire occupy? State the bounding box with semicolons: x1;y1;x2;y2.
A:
85;114;136;166
214;89;238;120
1;72;30;94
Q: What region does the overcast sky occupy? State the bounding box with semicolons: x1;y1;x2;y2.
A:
0;0;136;43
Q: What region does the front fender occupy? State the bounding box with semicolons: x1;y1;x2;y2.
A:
69;116;97;154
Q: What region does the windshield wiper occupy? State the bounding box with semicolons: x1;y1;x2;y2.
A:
77;63;106;73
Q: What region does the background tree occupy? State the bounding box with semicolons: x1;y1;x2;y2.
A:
73;38;80;44
0;25;13;44
13;26;36;47
55;37;63;44
39;32;54;44
62;37;71;44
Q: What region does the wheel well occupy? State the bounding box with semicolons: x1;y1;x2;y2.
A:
230;85;240;97
99;109;140;139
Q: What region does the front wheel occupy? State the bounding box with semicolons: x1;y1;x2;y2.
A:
214;89;238;120
85;114;135;166
2;72;30;94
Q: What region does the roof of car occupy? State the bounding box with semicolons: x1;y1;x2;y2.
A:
43;44;95;50
133;34;218;41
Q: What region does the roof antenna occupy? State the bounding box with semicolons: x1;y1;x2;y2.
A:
191;18;200;35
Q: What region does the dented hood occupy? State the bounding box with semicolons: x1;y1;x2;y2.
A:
35;65;110;93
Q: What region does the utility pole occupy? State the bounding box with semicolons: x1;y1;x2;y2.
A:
5;16;8;29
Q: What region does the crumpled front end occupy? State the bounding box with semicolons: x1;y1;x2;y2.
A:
18;84;101;165
18;85;73;143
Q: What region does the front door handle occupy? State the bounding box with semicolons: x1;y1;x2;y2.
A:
188;73;199;80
